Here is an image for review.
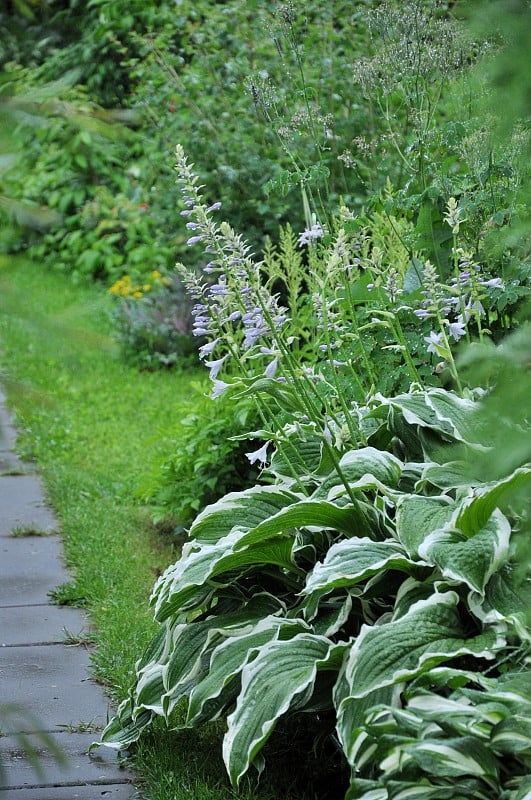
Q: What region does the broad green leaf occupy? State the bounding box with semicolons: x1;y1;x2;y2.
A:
380;389;479;443
223;633;333;786
491;716;531;755
335;684;401;767
396;495;455;556
454;467;531;537
152;530;296;621
186;617;308;726
241;498;364;542
416;460;477;490
269;433;324;479
418;510;511;595
313;447;403;500
386;779;491;799
398;736;498;779
338;592;501;701
302;538;420;617
189;485;302;544
99;696;153;749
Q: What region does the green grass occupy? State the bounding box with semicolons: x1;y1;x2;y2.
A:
0;256;303;799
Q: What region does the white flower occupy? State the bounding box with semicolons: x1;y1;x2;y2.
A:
298;222;325;247
424;331;444;355
448;318;467;341
205;355;228;379
211;379;230;398
245;441;270;466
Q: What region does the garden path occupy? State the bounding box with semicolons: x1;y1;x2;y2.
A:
0;388;137;799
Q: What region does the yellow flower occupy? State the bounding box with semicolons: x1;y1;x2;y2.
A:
151;270;162;280
133;290;143;298
143;284;152;292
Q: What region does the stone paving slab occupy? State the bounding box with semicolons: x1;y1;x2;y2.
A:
0;605;89;647
0;537;70;606
0;732;134;791
0;645;112;732
0;787;136;800
0;475;57;537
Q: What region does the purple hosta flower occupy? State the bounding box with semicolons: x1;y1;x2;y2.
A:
264;357;279;379
207;202;222;212
414;308;431;320
479;277;503;289
205;355;228;380
246;441;270;466
211;379;230;398
187;235;203;247
298;221;325;247
198;338;221;359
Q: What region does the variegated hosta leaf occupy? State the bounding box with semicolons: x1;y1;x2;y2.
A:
311;447;403;499
335;684;402;768
186;617;309;726
453;466;531;537
491;716;531;755
152;529;296;622
416;460;478;491
396;495;455;557
188;485;302;544
138;595;285;718
336;592;502;703
222;633;335;786
383;736;498;779
388;388;480;444
418;510;511;596
385;779;493;800
302;538;421;618
238;498;366;542
269;432;324;480
98;696;153;749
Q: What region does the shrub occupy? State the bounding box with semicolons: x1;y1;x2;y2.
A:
109;273;198;370
140;393;263;532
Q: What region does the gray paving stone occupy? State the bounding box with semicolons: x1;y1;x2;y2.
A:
0;787;137;800
0;475;57;537
0;788;137;800
0;537;70;606
0;732;134;791
0;605;89;647
0;645;112;732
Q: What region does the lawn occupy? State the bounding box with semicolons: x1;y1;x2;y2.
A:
0;255;300;799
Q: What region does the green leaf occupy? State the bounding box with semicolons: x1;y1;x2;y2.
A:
187;617;309;726
382;389;479;444
396;495;455;557
313;447;403;501
152;530;296;622
223;633;333;786
397;736;498;779
338;592;501;702
303;538;419;617
418;510;511;595
247;498;366;542
454;467;531;537
491;716;531;755
189;485;302;544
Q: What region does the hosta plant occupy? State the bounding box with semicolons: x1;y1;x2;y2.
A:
98;386;530;799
